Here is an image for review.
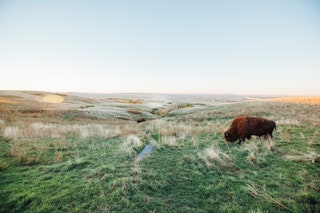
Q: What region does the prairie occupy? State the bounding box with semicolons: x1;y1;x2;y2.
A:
0;91;319;212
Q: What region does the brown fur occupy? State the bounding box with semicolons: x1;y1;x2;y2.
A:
224;117;276;144
137;118;146;123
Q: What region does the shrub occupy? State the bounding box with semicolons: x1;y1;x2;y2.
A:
120;135;143;156
3;126;19;140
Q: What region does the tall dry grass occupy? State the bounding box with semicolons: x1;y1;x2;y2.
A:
3;126;19;140
1;120;142;164
120;135;143;156
8;138;50;164
283;151;320;163
246;181;290;211
238;137;276;164
199;145;233;168
2;122;141;140
148;118;227;140
309;131;320;146
141;118;227;149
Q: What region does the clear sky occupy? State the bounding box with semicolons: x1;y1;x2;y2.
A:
0;0;319;95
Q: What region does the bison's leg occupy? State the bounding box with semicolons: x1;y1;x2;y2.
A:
238;137;246;144
265;133;273;139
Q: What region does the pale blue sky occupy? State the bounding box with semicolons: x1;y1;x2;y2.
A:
1;0;319;95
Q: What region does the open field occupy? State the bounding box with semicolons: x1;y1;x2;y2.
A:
269;97;320;105
0;91;319;212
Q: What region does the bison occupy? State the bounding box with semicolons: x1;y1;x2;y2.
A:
224;117;276;144
137;118;146;123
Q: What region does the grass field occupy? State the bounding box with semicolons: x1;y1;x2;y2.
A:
0;91;319;212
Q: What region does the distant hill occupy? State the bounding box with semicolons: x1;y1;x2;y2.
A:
67;92;247;102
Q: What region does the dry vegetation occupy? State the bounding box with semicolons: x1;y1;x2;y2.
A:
269;97;320;105
283;151;320;163
0;91;319;212
1;92;319;166
2;122;139;140
199;145;234;168
246;181;290;211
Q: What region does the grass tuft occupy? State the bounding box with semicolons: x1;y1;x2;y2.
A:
120;135;143;156
245;182;290;211
0;160;8;171
199;145;233;168
3;126;19;140
283;151;320;163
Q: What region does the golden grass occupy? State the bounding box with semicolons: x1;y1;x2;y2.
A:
106;98;142;104
269;97;320;105
126;109;142;115
0;99;16;104
43;95;64;103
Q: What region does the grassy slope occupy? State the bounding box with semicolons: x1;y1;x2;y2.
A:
0;93;319;212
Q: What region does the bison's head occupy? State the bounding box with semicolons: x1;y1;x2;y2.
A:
224;131;237;143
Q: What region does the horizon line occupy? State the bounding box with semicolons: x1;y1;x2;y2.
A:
1;89;319;97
